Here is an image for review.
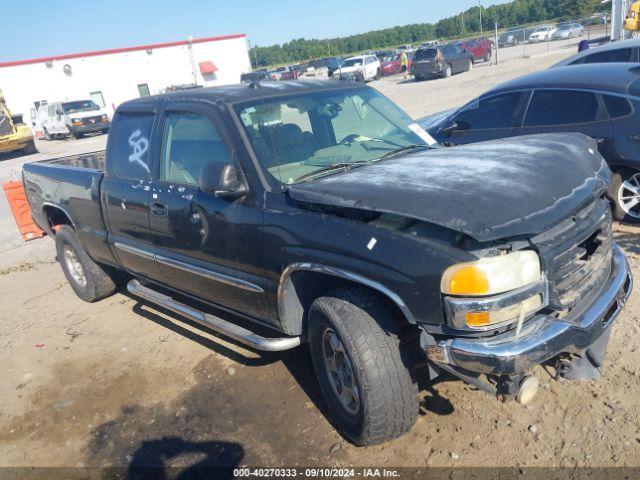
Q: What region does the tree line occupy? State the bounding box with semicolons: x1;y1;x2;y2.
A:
249;0;606;68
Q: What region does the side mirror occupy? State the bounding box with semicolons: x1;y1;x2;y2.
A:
199;162;247;199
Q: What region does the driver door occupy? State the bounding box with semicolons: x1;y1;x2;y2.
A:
148;101;269;320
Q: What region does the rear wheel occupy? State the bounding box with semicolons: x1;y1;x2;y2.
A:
43;128;52;141
443;64;452;78
609;168;640;223
308;287;418;446
467;59;473;71
375;68;382;80
484;51;492;62
55;225;118;302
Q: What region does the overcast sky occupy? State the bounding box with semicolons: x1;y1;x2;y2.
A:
1;0;511;61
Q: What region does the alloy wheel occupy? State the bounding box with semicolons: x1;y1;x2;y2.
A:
63;245;87;288
322;328;361;415
618;173;640;219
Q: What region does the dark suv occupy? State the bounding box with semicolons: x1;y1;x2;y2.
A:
411;44;473;81
420;63;640;222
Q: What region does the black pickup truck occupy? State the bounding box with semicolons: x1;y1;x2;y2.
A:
23;81;632;446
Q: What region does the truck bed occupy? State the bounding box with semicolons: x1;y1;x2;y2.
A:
38;150;105;171
22;150;114;265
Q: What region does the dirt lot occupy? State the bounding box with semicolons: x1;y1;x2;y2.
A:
1;48;639;473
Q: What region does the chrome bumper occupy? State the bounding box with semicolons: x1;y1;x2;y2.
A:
427;243;632;375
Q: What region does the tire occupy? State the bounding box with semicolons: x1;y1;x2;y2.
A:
308;287;418;446
55;225;118;302
23;139;38;155
484;51;491;62
608;168;640;223
443;64;452;78
375;68;382;81
467;59;473;71
72;131;83;139
414;75;423;82
43;128;52;141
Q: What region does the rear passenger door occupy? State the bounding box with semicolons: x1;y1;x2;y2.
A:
513;89;614;151
102;106;160;279
148;101;269;320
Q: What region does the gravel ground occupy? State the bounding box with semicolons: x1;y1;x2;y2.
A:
0;47;639;472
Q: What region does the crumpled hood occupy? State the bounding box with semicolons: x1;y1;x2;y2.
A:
287;133;610;242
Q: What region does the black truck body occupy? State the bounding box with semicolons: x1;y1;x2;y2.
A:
23;80;632;445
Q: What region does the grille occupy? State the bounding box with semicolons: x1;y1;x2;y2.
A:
83;115;103;124
0;113;14;136
533;199;613;312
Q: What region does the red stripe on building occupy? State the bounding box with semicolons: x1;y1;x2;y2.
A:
0;33;246;68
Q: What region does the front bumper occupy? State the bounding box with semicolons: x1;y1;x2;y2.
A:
69;121;110;134
427;243;632;375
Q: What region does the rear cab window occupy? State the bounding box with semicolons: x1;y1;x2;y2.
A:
108;112;154;180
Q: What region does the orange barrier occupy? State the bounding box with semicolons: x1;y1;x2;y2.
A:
2;181;45;241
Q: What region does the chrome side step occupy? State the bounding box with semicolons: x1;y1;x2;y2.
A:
126;280;301;352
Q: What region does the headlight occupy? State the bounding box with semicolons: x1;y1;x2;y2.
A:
441;250;541;296
442;250;544;329
71;118;83;126
101;114;109;122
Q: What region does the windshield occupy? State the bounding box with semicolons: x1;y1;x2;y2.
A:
341;58;362;68
535;26;550;32
557;24;571;30
62;100;100;113
236;87;432;185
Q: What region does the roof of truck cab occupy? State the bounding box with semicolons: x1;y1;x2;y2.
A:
487;63;640;97
117;80;368;112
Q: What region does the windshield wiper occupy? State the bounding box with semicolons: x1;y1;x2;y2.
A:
376;144;434;161
291;161;370;184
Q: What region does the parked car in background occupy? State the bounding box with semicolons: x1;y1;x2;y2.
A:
419;63;640;222
460;38;493;62
23;80;632;446
280;65;300;81
380;51;414;76
40;100;110;140
411;44;473;81
421;40;440;48
333;54;381;82
550;38;640;67
376;50;395;62
240;70;272;83
551;23;584;40
529;25;557;42
300;58;343;80
268;67;288;81
498;28;534;47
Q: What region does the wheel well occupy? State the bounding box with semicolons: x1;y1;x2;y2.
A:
42;205;73;234
278;270;410;338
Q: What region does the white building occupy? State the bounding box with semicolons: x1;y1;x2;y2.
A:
0;33;252;135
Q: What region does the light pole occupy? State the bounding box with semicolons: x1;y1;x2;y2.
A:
479;0;483;37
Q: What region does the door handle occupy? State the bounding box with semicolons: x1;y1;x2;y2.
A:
151;201;167;216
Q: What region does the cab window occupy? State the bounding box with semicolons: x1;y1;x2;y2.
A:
160;113;232;185
110;113;154;180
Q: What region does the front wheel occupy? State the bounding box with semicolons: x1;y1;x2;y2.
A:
609;168;640;223
308;288;418;446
